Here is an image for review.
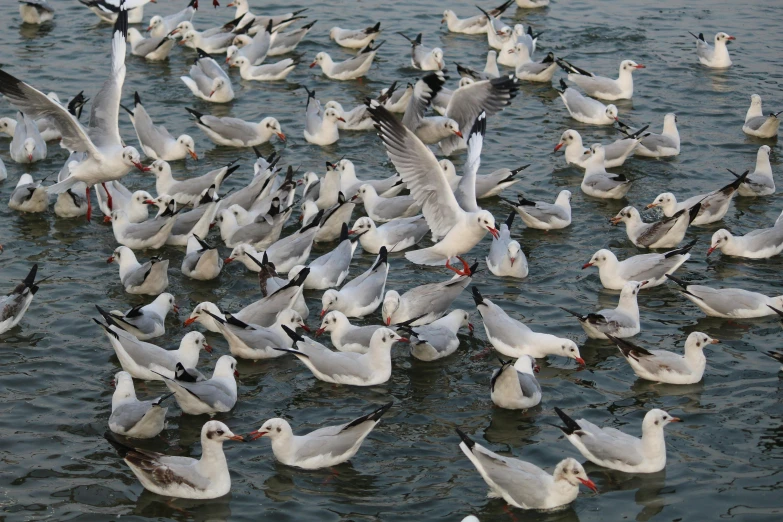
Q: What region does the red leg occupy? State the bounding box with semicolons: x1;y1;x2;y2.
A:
471;345;493;360
322;467;340;484
503;505;518;522
445;257;469;277
85;186;92;222
102;182;113;210
456;256;470;275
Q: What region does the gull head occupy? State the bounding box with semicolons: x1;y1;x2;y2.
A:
349;216;376;237
112;370;134;395
514;354;539;374
177;135;198;160
209;78;226;98
23;138;37;162
438;159;457;180
107;245;133;264
555;129;581;151
371;327;409;350
324;108;346;123
328;28;337;40
337;158;354;174
185;301;223;327
453;309;473;333
203;420;244;443
554;458;597;492
231;55;249;68
476;210;499;238
444;119;462;138
432;48;444;69
146;15;163;32
226;45;239;62
260;117;286;141
685;331;720;352
708;229;732;255
132;190;154;207
354;184;377;201
510;42;530;61
750;94;762;108
317;310;348;336
150;159;171;178
276;308;308;333
109;209;129;224
0;117;14;137
643;409;681;431
310;52;329;68
609;206;639;225
233;35;252;47
179;30;197;45
226;243;256;264
605;105;619;121
157;292;179;315
248;418;292;441
715;32;735;44
441;10;455;24
561;339;585;365
646;192;675;211
583;249;614;269
321;289;341;316
621;280;647;299
172;21;193;36
760;144;771;158
325;100;345;113
381;290;401;325
621;59;646;72
182;331;213;354
122;146;147;171
458;77;474;88
506;240;522;267
214;354;239;379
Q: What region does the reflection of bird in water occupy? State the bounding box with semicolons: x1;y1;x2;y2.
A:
133;489;233;519
584;465;668;521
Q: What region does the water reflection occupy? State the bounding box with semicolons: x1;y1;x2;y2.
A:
133;490;233;521
584;465;669;522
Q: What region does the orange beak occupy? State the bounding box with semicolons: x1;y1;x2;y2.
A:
488;227;499;239
386;317;391;326
247;429;267;440
582;262;593;269
184;317;197;326
228;434;245;441
669;417;682;422
103;215;112;223
554;142;564;151
454;130;463;138
635;64;646;68
609;216;622;225
277;132;286;141
178;39;186;45
468;323;474;332
320;309;327;317
578;478;598;492
173;304;180;313
188;149;198;160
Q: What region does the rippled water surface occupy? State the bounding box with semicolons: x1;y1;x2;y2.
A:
1;0;783;520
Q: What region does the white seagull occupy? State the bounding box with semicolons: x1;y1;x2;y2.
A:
560;280;647;339
109;371;169;438
689;31;734;68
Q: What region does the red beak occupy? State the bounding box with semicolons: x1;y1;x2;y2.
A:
488;227;500;239
509;257;515;266
397;337;409;343
706;247;716;256
582;262;593;269
309;61;317;68
347;229;355;234
234;369;239;378
468;323;474;332
534;365;541;373
143;199;155;205
247;429;267;440
103;215;112;223
635;64;646;68
670;417;682;422
386;317;391;326
554;142;564;151
727;36;735;40
173;305;180;313
107;256;115;263
209;90;216;97
178;40;186;46
300;324;311;332
576;357;586;366
134;161;149;172
146;26;152;32
224;257;233;263
320;309;327;317
315;327;325;336
578;478;598;492
184;317;197;326
204;343;213;353
454;130;463;138
277;132;286;141
188;149;199;160
27;153;33;161
337;117;346;122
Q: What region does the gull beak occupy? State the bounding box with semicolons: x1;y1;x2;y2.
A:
173;304;180;313
534;365;540;373
454;130;463;138
184;317;197;326
635;64;646;69
386;317;391;326
397;337;410;343
727;36;735;40
347;229;355;234
315;327;325;336
224;257;234;263
509;257;515;266
645;203;658;209
247;429;267;440
309;61;317;68
178;39;186;45
296;179;304;186
209;90;216;97
468;323;474;332
225;56;231;63
276;132;286;141
350;195;358;201
103;215;112;223
507;48;515;54
134;161;150;172
578;478;598;493
640;280;649;287
171;28;179;35
106;255;115;263
669;417;682;422
582;262;593;269
575;357;586;366
143;199;155;205
320;309;327;317
337;117;346;122
706;246;716;256
27;153;33;161
228;434;245;442
554;142;564;151
488;227;500;239
146;26;152;32
441;17;445;24
710;338;720;344
188;149;199;160
609;216;622;225
300;323;311;332
226;2;235;6
234;369;239;378
204;343;213;353
614;116;618;121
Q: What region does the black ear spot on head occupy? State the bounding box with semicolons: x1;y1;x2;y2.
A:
207;430;215;439
276;427;281;433
654;420;659;425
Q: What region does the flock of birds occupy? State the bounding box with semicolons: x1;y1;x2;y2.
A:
1;0;782;516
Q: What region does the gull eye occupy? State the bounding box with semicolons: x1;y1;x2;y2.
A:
217;430;224;435
572;469;579;475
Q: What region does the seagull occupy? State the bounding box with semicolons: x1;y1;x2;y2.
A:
383;259;477;326
9;112;46;164
267;20;316;56
107;246;169;295
734;146;774;197
303;194;355;243
617;113;680;157
104;420;244;499
109;203;180;251
288;226;356;291
581;144;632;199
486;212;528;278
400;72;462;145
515;0;550;6
509;46;558;82
205;308;306;360
317;310;388;354
329;22;381;49
349;216;430;254
609;332;718;384
708;219;783;259
19;0;55;24
667;274;783;318
553;407;680;473
275;326;408;386
8;174;49;213
226;0;306;34
557;80;619;125
610;204;700;249
79;0;152;24
186;107;285;147
474;287;584;363
502;191;572;231
179;28;236;54
0;8;148;222
353;184;421;223
182;235;223;281
127;28;176;61
226;19;273;66
0;264;41;334
479;6;512;51
647;172;747;226
310;41;383;80
109;371;169;438
121;92;197;161
367;102;500;266
456;428;597;510
556;58;645;100
106;292;177;340
583;240;695;290
336;158;404;199
152;160;238;206
250;211;322;274
490;355;542;410
560;280;647;339
439;160;527;200
95;184;150;223
146;0;197;37
95;311;211;380
689;31;734;68
247;402;393;469
399;33;444;71
321;248;389;318
441;1;513;35
181;49;234;103
742;94;781;139
399;309;472;361
155;355;238;415
303;88;344;146
233;56;296;81
554;128;648;169
456;51;500;80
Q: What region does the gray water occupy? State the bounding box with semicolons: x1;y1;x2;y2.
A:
1;0;782;520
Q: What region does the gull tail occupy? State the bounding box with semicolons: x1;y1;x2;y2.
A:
559;306;585;320
472;286;484;307
455;428;475;450
724;170;750;192
765;350;783;363
405;247;448;266
366;21;381;34
664;238;697;258
553;407;582;435
344;401;394;430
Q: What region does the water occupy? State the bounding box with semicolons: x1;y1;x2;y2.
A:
1;0;782;520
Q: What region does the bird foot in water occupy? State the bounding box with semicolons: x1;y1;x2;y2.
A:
471;345;493;360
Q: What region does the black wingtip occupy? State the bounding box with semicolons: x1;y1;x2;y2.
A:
203;309;227;325
339;222;349;242
134;91;141;107
22;263;38;289
553;407;581;435
281;324;305;344
455;428;475;449
504;211;515;229
371;246;388;271
664;273;688;288
472;286;484;307
686;202;701;224
765;350;783;363
114;0;128;39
